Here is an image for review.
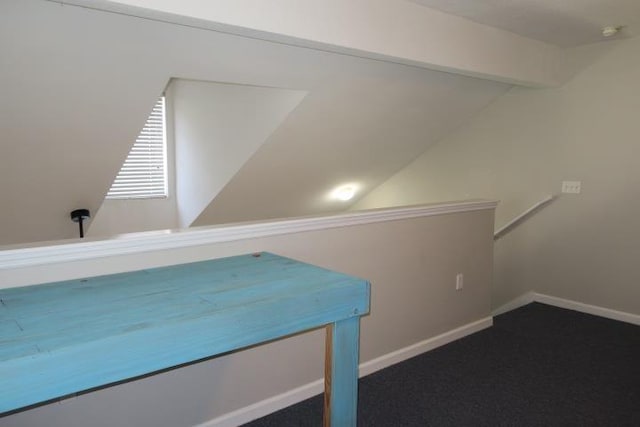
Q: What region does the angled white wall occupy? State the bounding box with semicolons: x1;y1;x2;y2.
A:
193;68;508;226
171;80;307;228
0;0;169;245
355;37;640;315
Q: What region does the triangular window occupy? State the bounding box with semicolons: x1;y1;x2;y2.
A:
106;97;167;199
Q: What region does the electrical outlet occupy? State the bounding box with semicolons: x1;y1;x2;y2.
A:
562;181;581;194
455;273;464;291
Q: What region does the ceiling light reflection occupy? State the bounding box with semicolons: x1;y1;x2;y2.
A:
330;184;358;201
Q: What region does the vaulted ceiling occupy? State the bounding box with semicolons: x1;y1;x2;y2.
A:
1;0;638;246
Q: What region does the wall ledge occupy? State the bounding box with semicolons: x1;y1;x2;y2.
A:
0;200;496;270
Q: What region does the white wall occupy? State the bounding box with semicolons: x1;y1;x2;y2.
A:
355;37;640;315
0;204;494;427
171;79;307;228
87;198;178;237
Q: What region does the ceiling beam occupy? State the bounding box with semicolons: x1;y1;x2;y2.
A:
59;0;572;87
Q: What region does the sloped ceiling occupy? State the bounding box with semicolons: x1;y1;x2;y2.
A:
194;64;508;225
410;0;640;47
0;0;510;245
172;79;308;228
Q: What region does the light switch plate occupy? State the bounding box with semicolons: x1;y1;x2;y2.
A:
562;181;581;194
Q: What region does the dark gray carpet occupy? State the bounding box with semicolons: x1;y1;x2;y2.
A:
243;302;640;426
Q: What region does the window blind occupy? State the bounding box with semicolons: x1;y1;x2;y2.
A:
107;97;167;199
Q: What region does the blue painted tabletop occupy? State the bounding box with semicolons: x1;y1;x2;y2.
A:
0;252;370;415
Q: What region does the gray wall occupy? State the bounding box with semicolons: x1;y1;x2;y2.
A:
0;205;494;427
356;37;640;315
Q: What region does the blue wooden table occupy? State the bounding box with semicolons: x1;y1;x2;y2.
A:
0;252;370;426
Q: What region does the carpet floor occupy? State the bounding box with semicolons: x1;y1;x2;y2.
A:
243;302;640;426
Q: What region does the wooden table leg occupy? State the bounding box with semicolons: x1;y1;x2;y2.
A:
324;316;360;427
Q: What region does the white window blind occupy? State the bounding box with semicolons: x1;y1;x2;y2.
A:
107;97;167;199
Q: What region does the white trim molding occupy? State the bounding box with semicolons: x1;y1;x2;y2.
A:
0;200;496;270
196;316;493;427
358;317;493;377
493;292;640;326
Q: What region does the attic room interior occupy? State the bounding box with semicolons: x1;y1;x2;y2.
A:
0;0;639;426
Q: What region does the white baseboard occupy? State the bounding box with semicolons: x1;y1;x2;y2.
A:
197;379;325;427
196;316;493;427
358;317;492;377
533;293;640;326
493;292;640;326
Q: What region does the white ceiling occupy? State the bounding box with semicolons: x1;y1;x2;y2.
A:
409;0;640;47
